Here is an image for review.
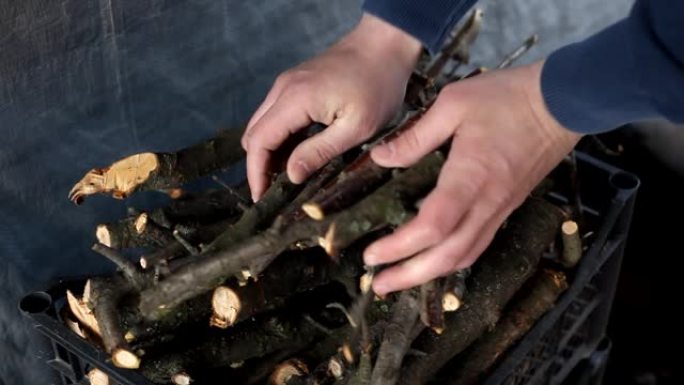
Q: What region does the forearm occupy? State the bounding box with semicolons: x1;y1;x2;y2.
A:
542;0;684;133
362;0;478;55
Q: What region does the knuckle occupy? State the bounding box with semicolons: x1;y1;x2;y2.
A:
310;139;340;164
423;222;448;244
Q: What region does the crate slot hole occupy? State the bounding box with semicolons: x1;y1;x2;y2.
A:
19;291;52;314
609;171;639;191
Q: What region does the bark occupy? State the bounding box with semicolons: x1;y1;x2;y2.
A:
146;188;247;229
96;214;173;250
139;153;444;320
399;198;565;385
139;219;234;270
301;113;429;222
419;280;445;334
91;243;147;289
202;172;302;254
87;275;140;368
139;314;326;384
302;158;391;221
281;157;347;222
446;269;568;385
209;248;364;328
347;351;372;385
425;9;483;79
69;129;244;203
371;291;420;385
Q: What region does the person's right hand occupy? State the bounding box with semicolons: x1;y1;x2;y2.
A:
242;13;422;201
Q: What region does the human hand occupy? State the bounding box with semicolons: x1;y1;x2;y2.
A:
363;61;582;296
242;13;422;201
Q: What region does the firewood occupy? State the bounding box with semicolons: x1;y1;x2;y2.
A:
270;359;309;385
87;276;140;369
442;269;470;312
64;312;88;339
301;112;428;223
209;248;363;329
66;288;101;336
399;198;565;385
371;291;420;385
419;280;445;334
91;243;147;289
139;314;329;384
69;129;243;203
301;158;390;221
147;188;248;228
280;157;347;222
425;8;483;79
87;368;109;385
201;172;302;255
139;219;234;270
171;372;192;385
561;220;582;268
347;351;372;385
139;152;444;321
446;269;568;385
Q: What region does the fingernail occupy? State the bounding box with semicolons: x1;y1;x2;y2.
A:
290;160;310;184
364;251;378;266
363;247;379;266
373;141;395;159
373;281;388;296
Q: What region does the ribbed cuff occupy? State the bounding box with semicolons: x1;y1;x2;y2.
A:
362;0;476;55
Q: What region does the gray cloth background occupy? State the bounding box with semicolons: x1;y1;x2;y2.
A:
0;0;630;383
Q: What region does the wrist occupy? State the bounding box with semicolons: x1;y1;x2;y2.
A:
342;13;423;76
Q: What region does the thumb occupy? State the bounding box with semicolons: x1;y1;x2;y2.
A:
286;116;375;184
370;103;459;168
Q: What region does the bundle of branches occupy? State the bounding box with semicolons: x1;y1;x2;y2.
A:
62;10;589;385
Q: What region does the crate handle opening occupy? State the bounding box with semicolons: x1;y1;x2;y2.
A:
609;171;640;192
19;291;52;314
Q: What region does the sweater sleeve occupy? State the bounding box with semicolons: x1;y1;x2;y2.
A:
362;0;477;55
541;0;684;134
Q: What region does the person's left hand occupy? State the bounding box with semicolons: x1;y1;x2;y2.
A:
363;60;582;296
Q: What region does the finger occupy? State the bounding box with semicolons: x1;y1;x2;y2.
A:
363;141;487;266
242;75;289;149
286;116;375;184
246;101;313;201
370;96;461;168
372;202;504;295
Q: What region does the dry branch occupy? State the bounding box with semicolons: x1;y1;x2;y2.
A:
201;172;302;254
447;269;568;385
561;220;582;268
425;8;483;79
442;269;470;312
69;129;243;203
87;276;140;368
419;280;445;334
139;152;444;321
371;291;420;385
140;314;328;384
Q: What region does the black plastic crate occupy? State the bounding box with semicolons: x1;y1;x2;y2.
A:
19;151;639;385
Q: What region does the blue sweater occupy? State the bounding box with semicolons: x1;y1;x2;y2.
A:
363;0;684;134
